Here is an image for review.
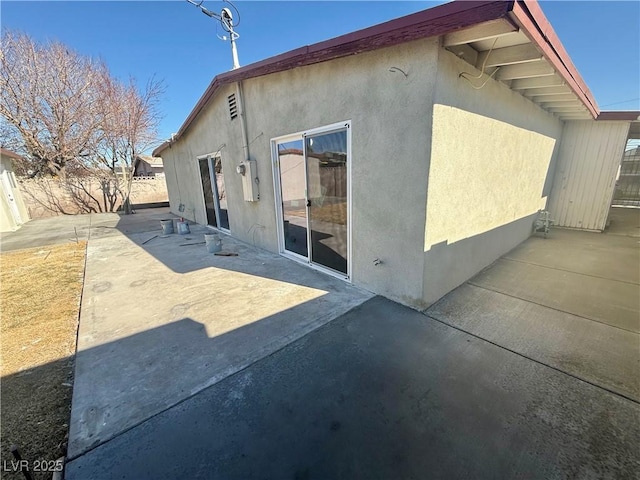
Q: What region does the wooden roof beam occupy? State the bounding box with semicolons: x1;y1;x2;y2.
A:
524;86;572;96
559;115;592;120
496;60;555;80
546;106;589;113
476;43;541;68
540;101;584;109
510;75;565;90
443;19;518;47
530;93;578;103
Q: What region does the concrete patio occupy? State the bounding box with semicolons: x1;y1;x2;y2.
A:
63;208;373;458
21;207;636;479
428;210;640;402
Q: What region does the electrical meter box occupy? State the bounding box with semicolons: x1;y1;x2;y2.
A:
238;160;259;202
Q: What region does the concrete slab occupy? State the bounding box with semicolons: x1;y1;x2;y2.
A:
506;228;640;284
0;207;178;252
428;284;640;401
470;258;639;332
68;217;372;458
0;213;97;251
606;207;640;237
65;297;640;480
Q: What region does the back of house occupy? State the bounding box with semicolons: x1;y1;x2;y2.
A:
154;0;639;308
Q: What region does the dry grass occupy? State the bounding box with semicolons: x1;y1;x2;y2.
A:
1;241;86;479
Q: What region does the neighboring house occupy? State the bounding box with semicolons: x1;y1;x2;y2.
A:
133;155;164;177
153;0;639;308
0;148;30;232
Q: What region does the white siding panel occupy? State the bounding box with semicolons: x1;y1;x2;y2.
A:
549;121;630;231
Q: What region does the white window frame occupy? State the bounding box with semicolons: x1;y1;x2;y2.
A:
271;120;352;282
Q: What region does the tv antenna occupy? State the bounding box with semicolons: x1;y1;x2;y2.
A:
186;0;241;70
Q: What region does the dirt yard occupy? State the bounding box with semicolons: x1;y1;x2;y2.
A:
1;242;86;479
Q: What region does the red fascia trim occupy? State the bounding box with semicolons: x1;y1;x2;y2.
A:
597;111;640;121
153;1;514;156
0;147;23;160
509;0;599;119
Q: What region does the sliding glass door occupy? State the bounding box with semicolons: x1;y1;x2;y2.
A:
199;155;230;231
306;130;348;274
273;123;350;278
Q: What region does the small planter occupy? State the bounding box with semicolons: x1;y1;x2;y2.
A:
205;233;222;253
176;220;190;235
160;219;174;235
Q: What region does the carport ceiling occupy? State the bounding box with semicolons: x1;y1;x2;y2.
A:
443;17;593;121
627;121;640;139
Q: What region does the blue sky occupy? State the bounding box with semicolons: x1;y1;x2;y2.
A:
2;1;639;142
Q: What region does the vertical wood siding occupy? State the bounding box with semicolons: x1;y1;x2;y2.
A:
549;121;630;231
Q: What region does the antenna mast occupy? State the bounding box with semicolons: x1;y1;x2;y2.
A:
186;0;241;70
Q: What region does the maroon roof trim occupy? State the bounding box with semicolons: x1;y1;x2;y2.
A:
509;1;598;118
597;111;640;121
0;148;23;160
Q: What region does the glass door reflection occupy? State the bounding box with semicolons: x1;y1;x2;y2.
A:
212;157;229;230
305;129;348;274
277;140;308;258
199;157;217;227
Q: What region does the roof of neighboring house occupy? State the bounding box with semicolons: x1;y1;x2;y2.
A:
597;112;640;121
136;155;163;167
0;148;23;161
153;0;640;156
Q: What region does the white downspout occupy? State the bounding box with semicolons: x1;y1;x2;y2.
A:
236;80;250;163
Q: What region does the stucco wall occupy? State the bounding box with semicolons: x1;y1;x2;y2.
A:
162;82;245;228
422;48;564;306
162;39;570;308
0;188;16;232
0;155;29;232
162;39;440;305
548;120;631;231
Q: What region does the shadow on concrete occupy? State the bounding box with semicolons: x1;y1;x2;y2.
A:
68;210;372;459
422;213;539;306
88;208;353;286
425;216;640;403
5;294;639;479
57;297;640;480
68;294;362;459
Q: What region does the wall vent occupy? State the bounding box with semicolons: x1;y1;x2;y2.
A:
228;94;238;120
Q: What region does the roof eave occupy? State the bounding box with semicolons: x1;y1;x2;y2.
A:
153;1;514;156
508;0;599;119
153;0;627;157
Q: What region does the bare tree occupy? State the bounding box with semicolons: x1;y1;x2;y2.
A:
96;76;164;213
0;30;164;214
0;31;107;176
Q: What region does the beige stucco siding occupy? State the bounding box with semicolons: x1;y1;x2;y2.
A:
163;39;575;308
548;120;631;231
0;155;29;232
162;83;246;229
422;48;564;306
426;105;555;248
0;189;16;232
163;39;440;305
242;38;439;302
